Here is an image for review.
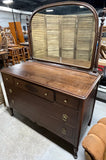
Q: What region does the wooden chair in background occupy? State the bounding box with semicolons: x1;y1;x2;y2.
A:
7;48;20;65
22;46;30;61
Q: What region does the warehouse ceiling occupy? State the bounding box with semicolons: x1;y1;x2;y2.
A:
0;0;106;12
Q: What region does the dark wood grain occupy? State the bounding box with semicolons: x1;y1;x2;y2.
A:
1;61;100;99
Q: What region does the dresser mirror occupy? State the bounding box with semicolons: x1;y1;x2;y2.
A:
31;2;98;69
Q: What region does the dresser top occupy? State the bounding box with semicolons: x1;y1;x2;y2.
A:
1;61;100;99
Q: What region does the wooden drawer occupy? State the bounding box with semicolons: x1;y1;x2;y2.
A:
2;73;13;84
39;102;79;127
38;114;75;145
51;103;79;127
14;78;54;102
56;92;80;110
1;74;14;105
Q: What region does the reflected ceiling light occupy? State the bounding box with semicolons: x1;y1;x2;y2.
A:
46;9;54;12
79;6;85;8
3;0;13;4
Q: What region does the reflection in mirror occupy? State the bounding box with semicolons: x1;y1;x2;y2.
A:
31;5;95;68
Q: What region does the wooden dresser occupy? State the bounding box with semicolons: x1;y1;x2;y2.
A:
1;61;100;158
1;1;104;159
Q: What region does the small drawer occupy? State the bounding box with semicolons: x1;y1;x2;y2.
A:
2;73;13;84
14;78;54;102
56;92;80;110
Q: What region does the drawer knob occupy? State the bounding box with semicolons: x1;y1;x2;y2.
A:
44;93;48;96
64;99;68;103
62;114;68;122
16;82;19;85
9;89;12;93
6;78;8;81
61;128;67;135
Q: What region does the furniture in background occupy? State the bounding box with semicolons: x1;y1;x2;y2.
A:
82;117;106;160
9;22;25;45
7;46;30;66
1;2;104;158
0;83;5;105
100;44;106;59
3;27;15;45
0;51;9;68
7;47;20;65
20;42;29;47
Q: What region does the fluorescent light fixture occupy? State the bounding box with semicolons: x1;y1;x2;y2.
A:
79;6;85;9
46;9;54;12
3;0;13;4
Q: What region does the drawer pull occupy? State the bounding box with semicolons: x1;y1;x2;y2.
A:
9;89;12;93
44;93;48;96
64;99;68;103
62;114;68;122
6;78;8;81
61;128;67;135
16;82;19;85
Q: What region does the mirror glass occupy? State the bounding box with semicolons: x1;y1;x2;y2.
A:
31;4;95;68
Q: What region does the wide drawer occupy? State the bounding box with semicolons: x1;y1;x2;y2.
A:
38;102;79;127
56;92;80;110
38;113;75;145
14;78;54;102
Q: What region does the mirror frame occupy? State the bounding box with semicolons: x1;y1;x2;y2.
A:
29;1;99;71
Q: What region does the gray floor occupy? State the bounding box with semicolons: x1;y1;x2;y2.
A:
0;100;106;160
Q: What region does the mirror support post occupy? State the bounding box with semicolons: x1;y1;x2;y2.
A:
94;8;106;72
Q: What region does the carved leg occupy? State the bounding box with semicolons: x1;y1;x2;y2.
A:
9;108;14;116
73;147;78;159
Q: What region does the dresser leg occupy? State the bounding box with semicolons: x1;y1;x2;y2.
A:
9;108;14;116
73;147;78;159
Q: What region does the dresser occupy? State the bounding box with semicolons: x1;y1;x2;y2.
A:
1;1;103;159
1;61;100;158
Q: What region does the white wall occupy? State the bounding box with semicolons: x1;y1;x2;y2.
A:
0;6;32;29
99;17;106;26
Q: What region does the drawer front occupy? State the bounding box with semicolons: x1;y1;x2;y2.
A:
14;78;54;102
2;73;13;85
38;113;75;145
39;102;79;127
2;74;15;107
56;92;80;110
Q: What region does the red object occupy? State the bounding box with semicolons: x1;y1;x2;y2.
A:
98;65;104;71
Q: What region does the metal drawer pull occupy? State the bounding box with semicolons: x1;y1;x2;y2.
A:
6;78;8;81
61;128;67;135
11;100;14;104
16;82;19;85
9;89;12;93
62;114;68;122
44;93;48;96
64;99;68;103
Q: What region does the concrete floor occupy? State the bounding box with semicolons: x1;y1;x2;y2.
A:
0;100;106;160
